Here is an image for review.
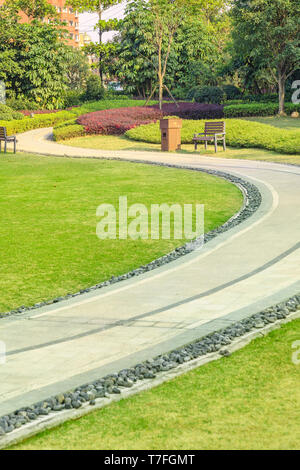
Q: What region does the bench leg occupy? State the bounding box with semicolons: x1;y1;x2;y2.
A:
214;137;217;153
223;138;226;151
14;138;16;153
194;142;198;151
4;141;7;153
204;141;207;151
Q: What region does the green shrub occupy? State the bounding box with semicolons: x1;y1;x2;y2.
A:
0;113;15;121
172;87;189;100
126;118;300;154
53;123;85;141
84;75;105;101
243;93;293;103
63;89;84;108
223;85;242;101
0;104;24;121
0;104;13;114
192;86;226;105
224;102;300;118
5;97;40;111
0;110;76;135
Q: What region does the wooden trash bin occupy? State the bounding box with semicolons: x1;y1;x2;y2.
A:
160;118;182;151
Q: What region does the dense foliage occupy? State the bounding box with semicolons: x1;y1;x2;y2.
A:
230;0;300;113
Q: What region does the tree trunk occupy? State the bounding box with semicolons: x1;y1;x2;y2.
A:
98;4;103;85
278;73;286;116
158;77;163;110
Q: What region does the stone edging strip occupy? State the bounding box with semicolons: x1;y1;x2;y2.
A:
0;163;261;318
0;292;299;448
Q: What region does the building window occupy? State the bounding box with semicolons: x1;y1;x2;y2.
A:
69;21;73;26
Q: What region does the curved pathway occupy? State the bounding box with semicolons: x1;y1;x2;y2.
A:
0;128;299;416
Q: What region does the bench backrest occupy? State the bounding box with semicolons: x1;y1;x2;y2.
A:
0;127;7;138
205;121;225;135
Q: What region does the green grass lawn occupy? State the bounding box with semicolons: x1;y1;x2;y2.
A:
63;133;300;165
10;319;300;450
0;153;242;312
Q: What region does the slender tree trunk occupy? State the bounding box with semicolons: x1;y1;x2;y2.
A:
98;2;103;85
158;38;163;110
278;70;286;116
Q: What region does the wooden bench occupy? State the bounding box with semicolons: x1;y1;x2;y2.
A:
0;127;17;153
193;121;226;153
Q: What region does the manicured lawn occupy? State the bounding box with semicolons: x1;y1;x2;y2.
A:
63;134;300;165
0;153;242;312
10;319;300;450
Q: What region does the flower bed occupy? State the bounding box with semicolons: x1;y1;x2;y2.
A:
76;102;224;136
77;106;164;135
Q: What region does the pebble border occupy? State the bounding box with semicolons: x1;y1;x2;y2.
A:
0;163;261;318
0;292;299;439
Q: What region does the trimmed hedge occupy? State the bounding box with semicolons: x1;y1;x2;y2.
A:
225;102;300;118
53;119;85;141
53;123;85;141
0;110;77;136
126;118;300;155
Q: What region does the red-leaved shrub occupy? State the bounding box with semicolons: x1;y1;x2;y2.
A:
77;102;224;135
77;107;164;135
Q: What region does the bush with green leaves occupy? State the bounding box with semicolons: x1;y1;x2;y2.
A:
126;118;300;154
63;90;85;108
84;75;105;102
225;102;300;118
188;86;226;105
5;96;41;111
53;123;85;141
222;85;242;101
0;104;24;120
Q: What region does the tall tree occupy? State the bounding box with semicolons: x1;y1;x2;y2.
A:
0;2;73;108
142;0;190;109
69;0;122;84
5;0;57;21
231;0;300;114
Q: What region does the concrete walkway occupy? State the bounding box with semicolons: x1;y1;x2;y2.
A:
0;128;299;416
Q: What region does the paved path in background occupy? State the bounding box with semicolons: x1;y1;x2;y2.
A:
0;128;299;416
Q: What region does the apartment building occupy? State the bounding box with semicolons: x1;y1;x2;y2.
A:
0;0;80;47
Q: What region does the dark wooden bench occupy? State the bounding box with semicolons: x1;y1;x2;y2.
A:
0;126;17;153
193;121;226;152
